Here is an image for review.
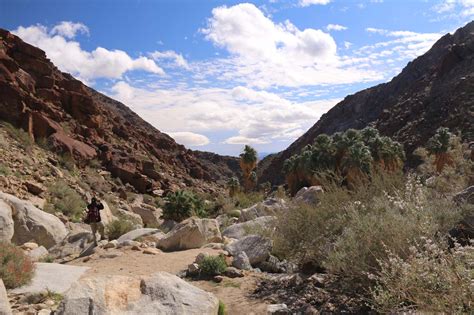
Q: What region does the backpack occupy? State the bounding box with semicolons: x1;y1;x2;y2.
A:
84;202;103;224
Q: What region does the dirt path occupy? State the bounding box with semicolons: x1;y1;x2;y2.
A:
67;246;269;314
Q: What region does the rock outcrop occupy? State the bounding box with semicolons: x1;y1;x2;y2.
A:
0;199;14;242
0;191;67;248
0;28;240;195
222;216;276;240
57;272;219;315
259;21;474;185
225;234;272;266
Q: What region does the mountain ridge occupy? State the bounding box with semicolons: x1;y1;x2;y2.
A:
258;21;474;185
0;28;241;194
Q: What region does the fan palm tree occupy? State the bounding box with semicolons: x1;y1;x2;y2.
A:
342;141;373;186
427;127;454;172
333;129;362;171
240;145;258;191
283;155;300;195
227;177;240;197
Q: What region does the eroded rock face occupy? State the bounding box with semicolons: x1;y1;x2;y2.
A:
259;21;474;185
157;217;222;251
0;28;240;195
56;272;219;315
0;191;67;249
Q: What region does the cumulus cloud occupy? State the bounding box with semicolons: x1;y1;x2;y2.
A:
168;132;210;146
326;24;348;31
13;22;164;81
433;0;474;17
199;3;381;88
50;21;89;38
150;50;190;69
299;0;332;7
107;81;338;146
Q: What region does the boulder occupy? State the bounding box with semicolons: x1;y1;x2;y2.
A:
267;304;290;314
0;199;14;242
0;192;67;249
232;252;252;270
157;217;222;251
27;246;49;262
49;231;93;259
295;186;324;205
225;235;272;266
57;272;219;315
448;215;474;247
131;203;163;227
24;181;45;196
0;279;12;315
117;228;160;244
224;266;244;278
222;216;276;240
239;198;287;222
453;186;474;205
12;263;89;294
100;201;116;226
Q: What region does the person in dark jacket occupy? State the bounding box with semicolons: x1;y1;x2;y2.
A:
85;197;105;246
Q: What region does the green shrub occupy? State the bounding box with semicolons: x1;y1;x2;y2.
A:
232;191;264;209
44;181;86;222
1;122;33;151
106;220;135;240
0;242;35;289
273;171;465;287
162;190;207;222
0;163;10;176
199;255;227;276
371;239;473;313
218;300;226;315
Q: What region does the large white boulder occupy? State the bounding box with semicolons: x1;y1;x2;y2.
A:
57;272;219;315
222;216;276;240
0;192;68;249
100;201;117;226
239;198;287;222
295;186;324;205
131;203;163;227
225;234;272;266
157;217;222;251
0;279;12;315
0;199;14;242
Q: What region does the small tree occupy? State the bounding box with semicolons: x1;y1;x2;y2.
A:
240;145;258;191
227;177;240;197
427;127;454;173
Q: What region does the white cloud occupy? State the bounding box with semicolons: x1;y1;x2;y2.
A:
326;24;348;31
50;21;89;38
433;0;474;17
299;0;332;7
12;22;164;81
150;50;189;69
168;132;210;146
199;3;382;88
107;81;339;146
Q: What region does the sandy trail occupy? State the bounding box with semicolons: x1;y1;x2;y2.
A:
67;247;269;314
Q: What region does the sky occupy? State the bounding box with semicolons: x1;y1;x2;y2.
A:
1;0;473;156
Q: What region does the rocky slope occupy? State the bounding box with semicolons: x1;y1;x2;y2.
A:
259;21;474;185
0;29;240;195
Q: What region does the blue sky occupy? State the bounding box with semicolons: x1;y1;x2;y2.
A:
1;0;472;156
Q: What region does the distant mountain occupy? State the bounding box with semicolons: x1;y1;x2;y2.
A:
259;21;474;185
0;29;240;194
258;152;274;161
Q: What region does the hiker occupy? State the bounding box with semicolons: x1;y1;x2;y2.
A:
84;197;105;246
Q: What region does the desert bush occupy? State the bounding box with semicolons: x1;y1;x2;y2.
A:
0;163;10;176
199;255;227;276
232;191;265;209
371;239;473;313
44;181;86;222
1;122;33;151
106;220;135;240
143;194;163;208
0;242;35;289
273;171;466;287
